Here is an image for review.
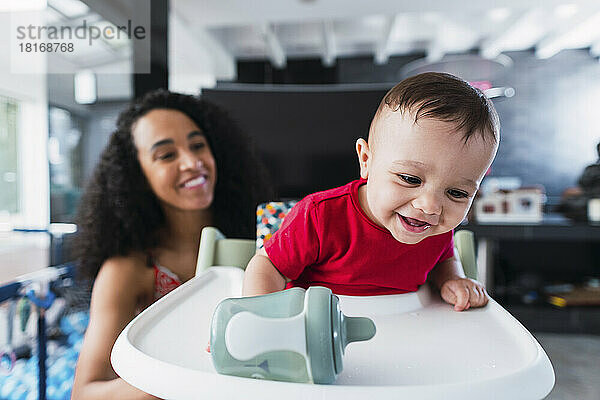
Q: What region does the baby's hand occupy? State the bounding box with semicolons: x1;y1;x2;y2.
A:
440;278;489;311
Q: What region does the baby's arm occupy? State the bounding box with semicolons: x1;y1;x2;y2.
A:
428;255;489;311
243;247;290;296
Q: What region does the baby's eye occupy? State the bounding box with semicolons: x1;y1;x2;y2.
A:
448;189;469;199
399;174;421;185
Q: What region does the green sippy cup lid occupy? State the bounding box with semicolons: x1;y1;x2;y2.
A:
304;287;377;383
331;294;376;376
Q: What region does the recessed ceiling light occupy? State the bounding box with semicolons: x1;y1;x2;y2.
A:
554;4;578;19
0;0;47;12
488;8;510;22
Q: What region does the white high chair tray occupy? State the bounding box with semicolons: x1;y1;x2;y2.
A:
112;267;554;400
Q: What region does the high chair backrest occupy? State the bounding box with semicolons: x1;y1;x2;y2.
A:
195;227;256;276
454;230;477;280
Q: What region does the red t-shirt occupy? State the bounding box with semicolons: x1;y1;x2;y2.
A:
264;179;454;296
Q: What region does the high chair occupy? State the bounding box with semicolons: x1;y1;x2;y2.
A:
454;229;478;280
112;202;555;400
195;227;256;275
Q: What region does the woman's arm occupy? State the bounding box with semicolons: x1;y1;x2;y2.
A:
71;257;159;400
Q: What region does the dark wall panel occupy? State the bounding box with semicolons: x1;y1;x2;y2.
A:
203;87;387;198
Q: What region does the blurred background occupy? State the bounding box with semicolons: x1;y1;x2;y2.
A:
0;0;599;399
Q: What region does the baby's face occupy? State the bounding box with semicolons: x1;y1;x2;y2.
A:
357;110;497;244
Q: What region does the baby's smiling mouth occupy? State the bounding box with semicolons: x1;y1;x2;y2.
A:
402;215;429;227
398;214;432;232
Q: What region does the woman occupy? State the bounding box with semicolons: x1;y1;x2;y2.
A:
71;90;273;399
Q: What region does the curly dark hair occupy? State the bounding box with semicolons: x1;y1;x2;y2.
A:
75;89;274;280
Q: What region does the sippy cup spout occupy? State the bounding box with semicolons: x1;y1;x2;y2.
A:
343;316;376;346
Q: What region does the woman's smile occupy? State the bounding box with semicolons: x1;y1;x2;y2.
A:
180;174;208;189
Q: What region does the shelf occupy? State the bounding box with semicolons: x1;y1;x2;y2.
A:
501;303;600;334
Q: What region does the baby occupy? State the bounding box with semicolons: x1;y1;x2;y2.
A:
243;72;499;311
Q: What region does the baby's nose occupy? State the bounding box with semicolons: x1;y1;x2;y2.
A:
412;192;442;216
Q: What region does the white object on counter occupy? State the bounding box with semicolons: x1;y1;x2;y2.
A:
588;198;600;223
475;187;546;224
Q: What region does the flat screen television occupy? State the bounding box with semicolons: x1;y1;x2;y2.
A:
203;84;391;199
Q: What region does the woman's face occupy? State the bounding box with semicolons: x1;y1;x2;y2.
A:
132;109;217;212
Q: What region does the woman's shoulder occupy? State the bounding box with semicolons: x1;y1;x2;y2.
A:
95;252;155;298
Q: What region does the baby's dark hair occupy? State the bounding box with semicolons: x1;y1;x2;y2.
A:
75;89;274;280
374;72;500;143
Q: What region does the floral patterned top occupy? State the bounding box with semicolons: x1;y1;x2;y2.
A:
153;264;182;300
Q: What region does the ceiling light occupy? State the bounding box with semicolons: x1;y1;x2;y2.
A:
488;8;510;22
554;4;578;19
74;70;97;105
0;0;47;12
401;54;513;82
536;11;600;59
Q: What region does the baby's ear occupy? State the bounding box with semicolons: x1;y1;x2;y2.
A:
355;138;370;179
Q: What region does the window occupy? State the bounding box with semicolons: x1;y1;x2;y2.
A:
49;107;83;223
0;95;19;215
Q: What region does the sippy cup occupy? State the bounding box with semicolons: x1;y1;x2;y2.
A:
209;286;376;384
